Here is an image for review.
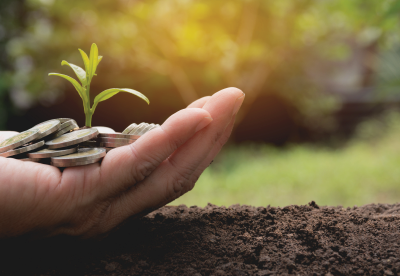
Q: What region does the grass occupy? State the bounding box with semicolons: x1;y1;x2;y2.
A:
170;112;400;208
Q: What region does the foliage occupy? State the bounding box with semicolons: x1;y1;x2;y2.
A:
172;112;400;207
2;0;400;129
49;43;149;127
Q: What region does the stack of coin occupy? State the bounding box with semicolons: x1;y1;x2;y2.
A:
0;119;159;167
47;119;79;139
0;119;64;158
84;133;140;152
122;122;160;135
92;126;115;134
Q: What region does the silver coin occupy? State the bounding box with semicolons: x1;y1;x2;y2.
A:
51;147;106;165
28;147;78;158
59;119;77;128
56;118;73;123
0;129;40;153
48;122;79;139
52;147;106;161
1;140;45;158
30;119;61;139
128;122;147;135
92;126;115;134
98;133;140;139
51;157;102;167
46;128;99;149
96;141;133;148
122;123;138;134
78;140;98;148
40;118;73;124
128;123;160;135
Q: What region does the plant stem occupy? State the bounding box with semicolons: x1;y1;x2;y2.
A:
85;111;93;127
85;83;92;127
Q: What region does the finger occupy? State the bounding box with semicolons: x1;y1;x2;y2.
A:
99;107;213;197
106;88;244;225
189;112;237;184
187;96;211;108
0;131;19;142
160;89;244;193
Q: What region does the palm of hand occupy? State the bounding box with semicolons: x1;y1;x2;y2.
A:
0;88;244;238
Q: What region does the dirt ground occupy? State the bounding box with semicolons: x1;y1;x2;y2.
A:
1;202;400;276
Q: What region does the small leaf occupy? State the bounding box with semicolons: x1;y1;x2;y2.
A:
78;49;90;73
88;43;99;80
95;88;149;104
49;73;87;103
97;56;103;66
91;88;149;113
61;60;87;86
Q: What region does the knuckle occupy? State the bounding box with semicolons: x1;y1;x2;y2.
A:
166;169;194;202
128;145;158;183
161;128;184;152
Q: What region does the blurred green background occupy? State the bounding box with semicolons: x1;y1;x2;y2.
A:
1;0;400;207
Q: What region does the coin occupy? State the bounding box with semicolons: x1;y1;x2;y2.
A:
48;122;79;139
92;126;115;134
51;147;106;167
98;133;140;139
129;122;149;135
0;129;40;153
0;140;45;158
96;141;133;148
40;118;73;124
52;157;103;167
30;119;61;139
122;123;138;134
28;147;78;158
46;128;99;149
78;140;98;148
56;118;73;123
128;123;159;135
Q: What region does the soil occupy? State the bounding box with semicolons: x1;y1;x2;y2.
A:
1;202;400;276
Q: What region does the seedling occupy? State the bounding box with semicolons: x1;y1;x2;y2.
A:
49;43;149;127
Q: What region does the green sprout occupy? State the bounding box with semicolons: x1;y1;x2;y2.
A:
49;43;149;127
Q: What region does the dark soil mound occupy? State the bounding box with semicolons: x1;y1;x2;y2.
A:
1;202;400;276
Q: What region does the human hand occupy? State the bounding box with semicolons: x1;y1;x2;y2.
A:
0;87;244;238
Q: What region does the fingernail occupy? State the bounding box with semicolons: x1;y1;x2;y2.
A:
232;93;245;116
195;117;213;132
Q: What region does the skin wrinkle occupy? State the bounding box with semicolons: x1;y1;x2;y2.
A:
166;161;194;198
128;143;155;184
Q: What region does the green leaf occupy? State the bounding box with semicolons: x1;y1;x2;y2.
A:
49;73;87;103
88;43;99;81
97;56;103;66
91;88;149;113
61;60;87;87
78;49;90;73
